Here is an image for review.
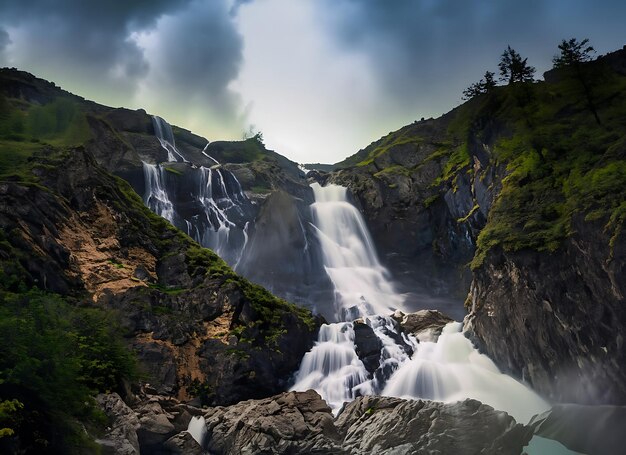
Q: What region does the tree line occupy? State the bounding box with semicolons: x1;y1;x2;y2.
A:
462;38;598;124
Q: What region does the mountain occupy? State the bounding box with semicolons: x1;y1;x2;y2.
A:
1;45;625;453
327;46;626;404
0;68;320;453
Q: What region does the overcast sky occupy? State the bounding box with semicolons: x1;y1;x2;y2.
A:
1;0;624;164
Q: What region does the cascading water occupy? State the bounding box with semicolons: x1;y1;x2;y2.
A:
310;182;404;320
186;416;207;445
141;116;253;266
292;182;550;424
194;166;249;263
143;162;175;223
152;115;188;163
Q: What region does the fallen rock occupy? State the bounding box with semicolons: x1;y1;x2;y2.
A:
163;431;207;455
337;396;532;455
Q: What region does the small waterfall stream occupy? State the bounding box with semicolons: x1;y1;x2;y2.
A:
143;116;252;265
152;115;188;163
143;162;175;223
292;183;550;424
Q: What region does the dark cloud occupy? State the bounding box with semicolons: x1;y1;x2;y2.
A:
0;28;10;63
318;0;626;116
0;0;246;137
141;0;245;133
0;0;193;98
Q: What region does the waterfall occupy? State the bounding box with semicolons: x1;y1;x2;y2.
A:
152;115;187;163
186;416;207;446
141;116;253;266
293;182;550;424
195;166;249;262
382;322;549;423
310;182;404;319
142;162;175;223
202;142;220;165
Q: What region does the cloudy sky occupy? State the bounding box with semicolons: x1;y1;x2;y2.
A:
1;1;624;163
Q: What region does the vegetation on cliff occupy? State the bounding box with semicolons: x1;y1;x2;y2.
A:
0;80;318;450
335;43;626;272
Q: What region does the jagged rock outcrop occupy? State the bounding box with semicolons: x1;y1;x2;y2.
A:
353;321;383;373
96;393;141;455
197;391;533;454
329;115;502;320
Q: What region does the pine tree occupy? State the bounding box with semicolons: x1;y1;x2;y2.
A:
498;46;535;84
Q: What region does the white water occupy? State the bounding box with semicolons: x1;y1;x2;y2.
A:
152;115;188;163
143;118;252;264
195;166;246;259
201;142;220;165
310;182;404;319
186;415;207;446
293;183;550;425
142;162;175;222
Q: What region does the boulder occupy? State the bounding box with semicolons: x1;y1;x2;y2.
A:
353;321;383;373
336;396;532;455
196;391;533;454
203;390;343;454
392;309;454;341
163;432;207;455
95;393;140;455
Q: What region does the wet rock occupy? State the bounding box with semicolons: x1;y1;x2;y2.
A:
392;309;454;342
353;321;383;373
197;391;532;454
466;215;626;404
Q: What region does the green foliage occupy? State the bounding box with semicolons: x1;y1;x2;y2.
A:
0;399;23;438
0;288;137;451
471;66;626;267
357;135;422;167
163;166;183;176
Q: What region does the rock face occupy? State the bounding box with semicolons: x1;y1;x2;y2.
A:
465;215;626;404
330;116;501;321
199;391;533;455
0;146;321;407
96;393;141;455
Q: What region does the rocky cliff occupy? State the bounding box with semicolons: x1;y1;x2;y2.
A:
0;142;319;450
331;47;626;402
